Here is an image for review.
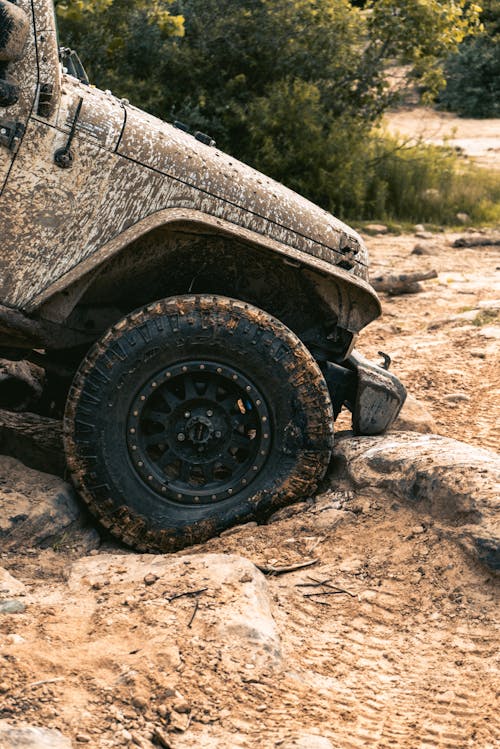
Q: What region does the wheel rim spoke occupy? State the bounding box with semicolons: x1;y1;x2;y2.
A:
127;360;271;506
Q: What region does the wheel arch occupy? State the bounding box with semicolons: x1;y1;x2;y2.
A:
33;208;380;346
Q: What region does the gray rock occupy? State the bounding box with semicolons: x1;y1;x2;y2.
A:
0;722;72;748
0;600;26;614
456;212;471;224
443;393;471;404
389;394;437;434
412;243;437;255
0;456;99;552
333;433;500;570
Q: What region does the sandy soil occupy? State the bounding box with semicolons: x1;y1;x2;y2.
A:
384;107;500;169
0;234;499;748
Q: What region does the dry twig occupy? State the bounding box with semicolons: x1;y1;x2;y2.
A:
256;559;319;576
167;587;208;602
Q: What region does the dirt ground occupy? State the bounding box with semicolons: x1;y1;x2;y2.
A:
0;233;499;748
384;107;500;170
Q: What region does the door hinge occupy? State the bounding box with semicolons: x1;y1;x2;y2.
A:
0;120;25;153
37;83;54;118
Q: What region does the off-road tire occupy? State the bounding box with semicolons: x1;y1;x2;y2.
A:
64;295;334;551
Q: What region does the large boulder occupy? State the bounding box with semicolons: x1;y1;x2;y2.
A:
0;723;72;748
0;456;99;551
68;553;281;673
333;432;500;570
389;394;437;434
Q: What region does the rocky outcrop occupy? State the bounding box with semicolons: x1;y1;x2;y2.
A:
0;456;99;551
68;553;281;673
333;432;500;570
0;722;72;748
389;394;437;434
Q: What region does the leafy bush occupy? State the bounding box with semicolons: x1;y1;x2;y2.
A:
361;136;500;224
440;35;500;117
440;0;500;117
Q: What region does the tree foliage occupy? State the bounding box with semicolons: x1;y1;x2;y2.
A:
56;0;485;218
440;0;500;117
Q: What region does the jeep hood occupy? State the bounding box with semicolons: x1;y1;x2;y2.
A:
117;106;369;280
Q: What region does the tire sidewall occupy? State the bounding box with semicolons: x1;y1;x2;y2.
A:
64;296;333;550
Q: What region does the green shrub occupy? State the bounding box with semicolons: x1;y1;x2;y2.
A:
440;35;500;117
359;135;500;225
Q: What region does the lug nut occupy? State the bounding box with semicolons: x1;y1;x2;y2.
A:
215;431;222;438
177;433;186;442
207;410;214;417
184;411;191;419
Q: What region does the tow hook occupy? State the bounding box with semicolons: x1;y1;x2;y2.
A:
378;351;391;371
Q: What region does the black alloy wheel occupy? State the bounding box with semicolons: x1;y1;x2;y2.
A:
64;295;334;551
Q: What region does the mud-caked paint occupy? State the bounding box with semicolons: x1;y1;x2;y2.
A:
0;0;379;335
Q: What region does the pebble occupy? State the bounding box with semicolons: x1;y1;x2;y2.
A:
0;600;26;614
412;243;435;255
411;525;426;535
153;726;173;747
143;573;159;586
443;393;471;403
76;734;91;743
5;633;25;644
339;559;364;574
173;696;191;714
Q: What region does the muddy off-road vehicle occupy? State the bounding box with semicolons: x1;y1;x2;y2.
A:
0;0;406;551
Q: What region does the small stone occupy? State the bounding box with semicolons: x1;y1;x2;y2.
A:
121;729;133;741
470;349;486;359
170;710;190;732
456;212;470;224
0;600;26;614
0;568;25;596
132;695;149;711
443;393;471;403
412;242;439;255
239;573;253;583
415;231;434;239
173;696;191;714
144;573;159;586
153;726;173;748
411;525;426;535
339;558;364;574
364;223;388;235
6;633;25;644
76;734;91;743
157;704;169;719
